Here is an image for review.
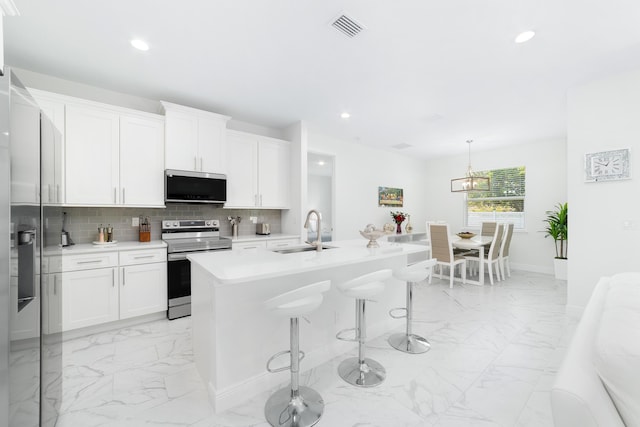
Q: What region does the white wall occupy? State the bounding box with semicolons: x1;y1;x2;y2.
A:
422;139;567;274
567;68;640;313
308;132;431;240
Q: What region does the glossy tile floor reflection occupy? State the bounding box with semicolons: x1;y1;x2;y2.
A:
56;271;575;427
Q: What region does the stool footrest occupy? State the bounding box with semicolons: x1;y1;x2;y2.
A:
336;327;358;342
388;307;407;319
266;349;306;373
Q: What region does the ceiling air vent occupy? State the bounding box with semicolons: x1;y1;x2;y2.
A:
331;13;365;38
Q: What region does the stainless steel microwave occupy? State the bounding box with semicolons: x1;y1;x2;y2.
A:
165;169;227;204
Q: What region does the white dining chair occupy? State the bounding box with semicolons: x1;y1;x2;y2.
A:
481;221;497;237
499;223;514;278
429;223;466;289
465;223;504;285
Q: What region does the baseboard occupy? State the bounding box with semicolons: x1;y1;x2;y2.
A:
510;262;554;275
207;317;397;413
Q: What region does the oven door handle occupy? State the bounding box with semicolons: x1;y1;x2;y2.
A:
168;253;189;261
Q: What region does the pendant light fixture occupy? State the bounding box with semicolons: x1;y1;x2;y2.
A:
450;140;490;192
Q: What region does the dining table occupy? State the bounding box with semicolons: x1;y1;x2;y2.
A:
451;235;493;286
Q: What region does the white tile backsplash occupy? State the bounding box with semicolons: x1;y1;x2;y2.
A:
44;206;282;245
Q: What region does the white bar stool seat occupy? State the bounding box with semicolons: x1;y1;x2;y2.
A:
336;269;392;387
264;280;331;427
389;259;436;354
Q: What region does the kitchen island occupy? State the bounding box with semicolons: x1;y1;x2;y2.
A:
187;239;428;413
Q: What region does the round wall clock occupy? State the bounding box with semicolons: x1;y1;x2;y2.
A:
584;148;631;182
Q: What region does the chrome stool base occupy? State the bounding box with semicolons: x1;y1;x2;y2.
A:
337;357;386;387
388;332;431;354
265;386;324;427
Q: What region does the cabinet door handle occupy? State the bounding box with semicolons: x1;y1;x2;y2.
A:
114;187;117;203
134;255;155;259
57;185;60;203
254;194;258;206
112;268;115;287
194;156;198;171
77;260;102;265
122;188;125;204
260;194;263;206
122;268;125;286
200;157;203;171
243;246;258;250
53;274;57;295
48;184;53;203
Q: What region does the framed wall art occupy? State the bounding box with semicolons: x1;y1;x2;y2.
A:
378;186;403;207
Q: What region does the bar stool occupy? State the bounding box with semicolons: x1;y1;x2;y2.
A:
264;280;331;427
336;269;392;387
388;259;436;354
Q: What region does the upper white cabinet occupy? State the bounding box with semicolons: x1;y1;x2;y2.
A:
226;130;290;209
162;101;230;173
119;115;165;206
63;97;165;207
65;104;120;205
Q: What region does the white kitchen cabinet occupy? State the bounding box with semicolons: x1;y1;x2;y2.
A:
226;131;258;207
9;87;41;205
162;101;230;173
226;130;290;209
65;104;120;205
119;248;167;319
61;267;119;331
119;115;165;206
48;247;167;333
35;94;66;205
65;99;165;207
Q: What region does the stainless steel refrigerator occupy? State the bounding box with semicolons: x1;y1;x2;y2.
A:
1;69;62;427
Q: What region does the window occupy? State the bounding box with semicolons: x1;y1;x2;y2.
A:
466;166;526;229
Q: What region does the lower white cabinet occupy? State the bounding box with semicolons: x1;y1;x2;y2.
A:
119;260;167;320
61;267;119;331
45;247;167;333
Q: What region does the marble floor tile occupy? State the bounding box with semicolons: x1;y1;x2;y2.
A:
53;270;572;426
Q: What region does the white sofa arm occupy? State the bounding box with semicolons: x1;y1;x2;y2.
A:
551;277;625;427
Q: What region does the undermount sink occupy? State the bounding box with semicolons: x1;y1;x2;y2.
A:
272;245;335;254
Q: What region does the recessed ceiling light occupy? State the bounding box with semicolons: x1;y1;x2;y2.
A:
514;31;535;44
130;39;149;51
318;161;325;166
341;112;351;119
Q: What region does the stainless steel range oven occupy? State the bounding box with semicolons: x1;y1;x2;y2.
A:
162;219;231;320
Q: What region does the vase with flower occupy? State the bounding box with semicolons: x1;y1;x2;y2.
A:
390;211;407;234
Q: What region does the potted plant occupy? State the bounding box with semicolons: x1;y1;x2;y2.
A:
543;202;568;279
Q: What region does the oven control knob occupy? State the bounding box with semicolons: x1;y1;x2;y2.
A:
172;221;179;227
205;220;212;226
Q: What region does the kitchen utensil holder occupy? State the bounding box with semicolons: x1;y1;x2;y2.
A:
139;231;151;242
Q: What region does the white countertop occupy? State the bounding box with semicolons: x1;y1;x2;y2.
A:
230;233;299;243
188;239;427;285
44;240;166;255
